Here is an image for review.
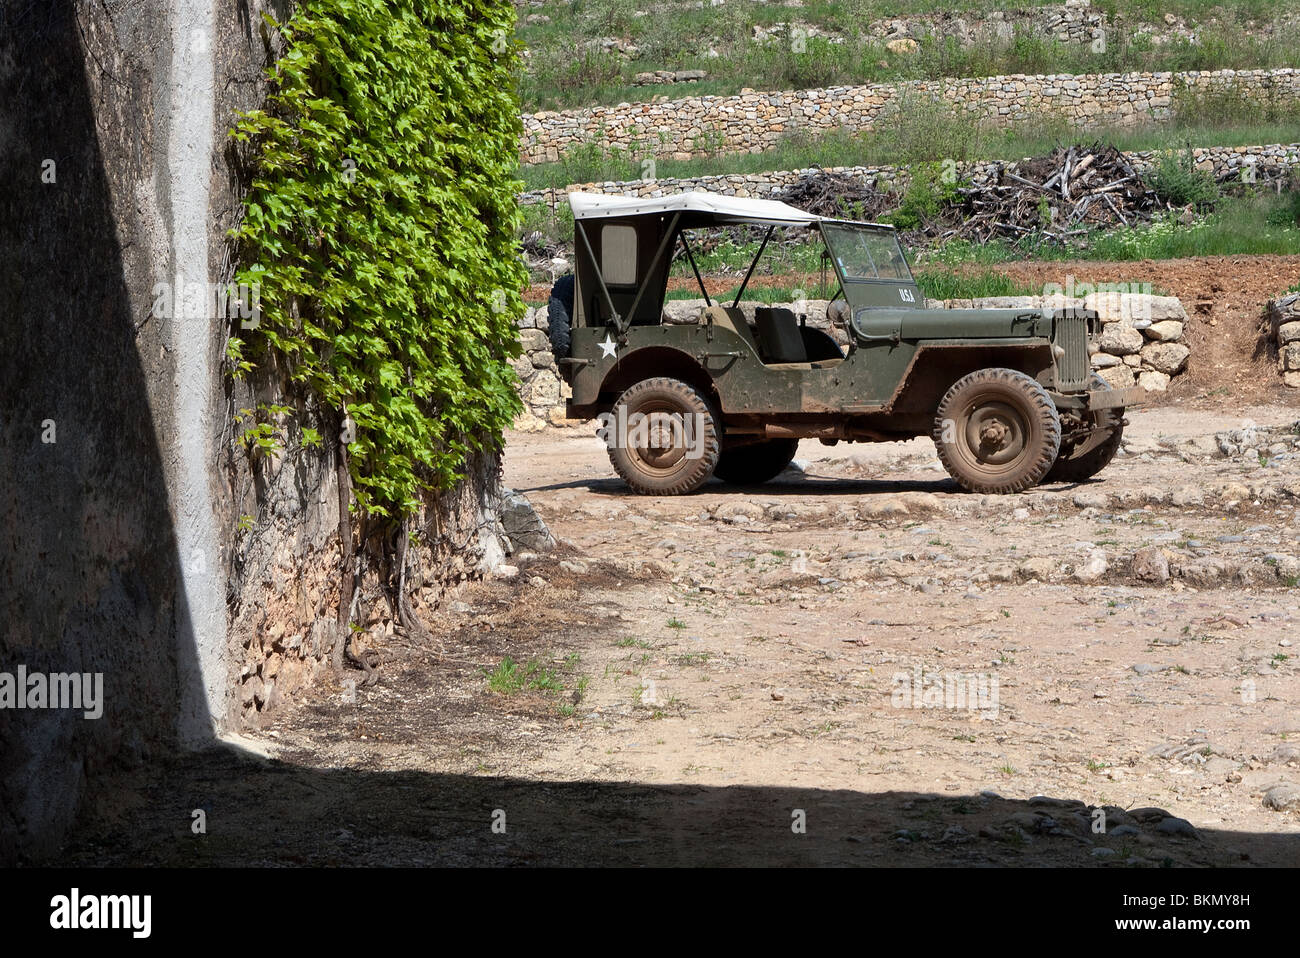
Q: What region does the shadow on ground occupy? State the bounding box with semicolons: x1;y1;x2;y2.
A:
514;472;1102;496
57;746;1300;867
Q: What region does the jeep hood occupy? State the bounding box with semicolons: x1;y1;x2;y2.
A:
852;307;1055;343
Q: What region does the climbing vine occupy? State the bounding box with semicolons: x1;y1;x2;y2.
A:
229;0;527;518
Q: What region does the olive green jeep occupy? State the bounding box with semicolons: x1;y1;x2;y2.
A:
546;191;1141;495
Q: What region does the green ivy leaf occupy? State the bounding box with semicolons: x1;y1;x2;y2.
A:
230;0;526;518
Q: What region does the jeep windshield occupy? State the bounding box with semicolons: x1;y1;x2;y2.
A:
821;222;914;283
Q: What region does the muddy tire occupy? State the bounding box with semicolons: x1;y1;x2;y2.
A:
547;274;574;358
714;438;800;485
1044;373;1124;484
933;367;1061;494
606;377;721;495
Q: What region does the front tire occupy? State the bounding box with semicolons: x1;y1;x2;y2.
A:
606;378;721;495
933;367;1061;494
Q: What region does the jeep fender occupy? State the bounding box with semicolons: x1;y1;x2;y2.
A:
886;341;1056;416
574;345;720;417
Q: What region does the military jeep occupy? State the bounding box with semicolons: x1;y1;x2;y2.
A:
547;190;1141;495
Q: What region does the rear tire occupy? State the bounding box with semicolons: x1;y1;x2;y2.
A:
714;438;800;485
933;367;1061;494
606;377;721;495
1044;373;1124;483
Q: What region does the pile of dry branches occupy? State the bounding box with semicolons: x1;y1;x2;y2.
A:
941;143;1159;243
777;169;895;221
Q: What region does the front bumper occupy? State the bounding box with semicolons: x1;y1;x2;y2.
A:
1087;385;1146;411
1050;385;1147;412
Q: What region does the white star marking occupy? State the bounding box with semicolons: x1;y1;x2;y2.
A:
598;335;618;358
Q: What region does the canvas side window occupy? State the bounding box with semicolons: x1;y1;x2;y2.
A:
601;225;638;285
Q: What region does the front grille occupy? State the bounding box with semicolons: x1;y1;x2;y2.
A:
1053;311;1090;391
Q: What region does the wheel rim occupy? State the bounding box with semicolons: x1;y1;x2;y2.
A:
625;403;692;477
957;397;1030;474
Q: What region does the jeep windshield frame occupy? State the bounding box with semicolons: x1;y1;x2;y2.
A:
819;221;916;284
818;220;924;312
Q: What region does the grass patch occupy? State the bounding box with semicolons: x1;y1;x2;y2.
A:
486;656;564;695
517;2;1300;112
914;270;1039;301
664;285;800;304
921;191;1300;264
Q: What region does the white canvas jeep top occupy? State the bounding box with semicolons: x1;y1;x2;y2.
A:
567;189;890;229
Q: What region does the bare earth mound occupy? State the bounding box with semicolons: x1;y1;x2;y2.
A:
988;254;1300;407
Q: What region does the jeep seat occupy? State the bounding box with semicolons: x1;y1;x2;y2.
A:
701;305;761;356
700;305;844;370
755;306;845;370
754;307;806;363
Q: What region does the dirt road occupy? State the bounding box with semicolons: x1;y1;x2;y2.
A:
65;401;1300;866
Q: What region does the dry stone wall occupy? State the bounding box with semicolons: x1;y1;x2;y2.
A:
522;143;1300;210
944;292;1191;392
514;314;572;431
521;68;1300;165
1268;292;1300;388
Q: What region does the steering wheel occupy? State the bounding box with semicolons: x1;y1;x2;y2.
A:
826;286;849;328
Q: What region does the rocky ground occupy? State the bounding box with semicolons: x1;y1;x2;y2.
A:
61;400;1300;867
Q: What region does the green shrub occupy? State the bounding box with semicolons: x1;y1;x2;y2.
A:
519;200;574;246
1266;189;1300;228
885;161;960;230
231;0;527;517
1147;150;1220;210
868;90;992;166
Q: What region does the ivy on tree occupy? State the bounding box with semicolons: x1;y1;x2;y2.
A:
230;0;527;518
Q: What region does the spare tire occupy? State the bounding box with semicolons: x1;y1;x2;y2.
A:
547;274;574;358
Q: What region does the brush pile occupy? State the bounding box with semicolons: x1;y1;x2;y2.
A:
944;143;1159;244
776;169;895;221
